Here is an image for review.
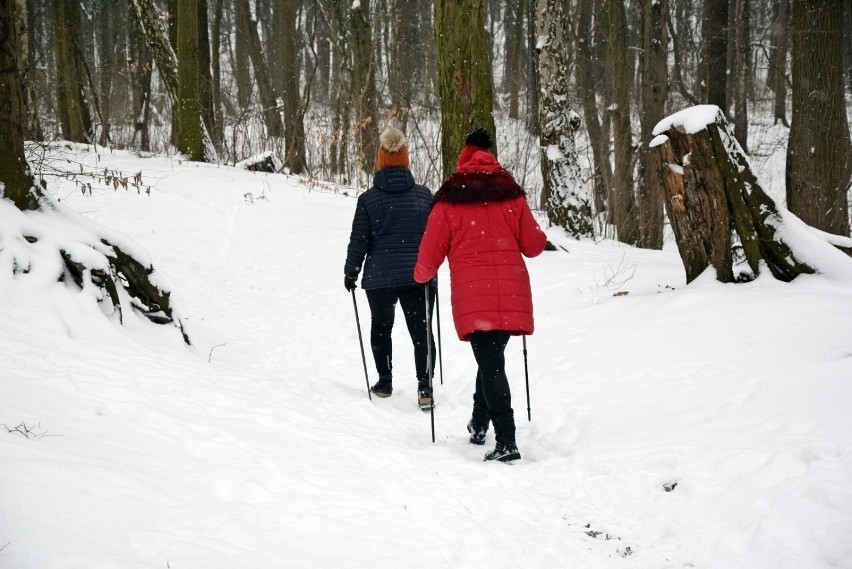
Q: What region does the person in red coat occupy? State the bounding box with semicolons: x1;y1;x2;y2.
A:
414;128;547;462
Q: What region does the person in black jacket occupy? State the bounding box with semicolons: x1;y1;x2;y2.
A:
344;128;435;407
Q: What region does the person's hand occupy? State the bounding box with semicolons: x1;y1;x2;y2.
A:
344;276;358;292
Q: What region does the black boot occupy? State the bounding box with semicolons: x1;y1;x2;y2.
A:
417;377;433;410
467;404;490;445
370;374;393;398
484;411;520;462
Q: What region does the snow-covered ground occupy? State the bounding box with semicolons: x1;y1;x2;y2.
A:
2;143;852;569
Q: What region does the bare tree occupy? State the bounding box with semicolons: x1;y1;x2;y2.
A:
535;0;592;237
51;0;93;143
702;0;729;110
349;0;379;176
235;0;284;139
786;0;851;236
273;0;306;173
608;0;638;244
636;0;668;249
434;0;497;178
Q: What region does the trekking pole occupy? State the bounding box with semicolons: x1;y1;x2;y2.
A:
523;335;531;421
435;287;444;385
424;285;436;443
351;290;372;401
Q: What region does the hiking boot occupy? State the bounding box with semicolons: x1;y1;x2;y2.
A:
467;404;490;445
484;442;521;462
370;375;393;398
485;411;520;462
417;378;433;410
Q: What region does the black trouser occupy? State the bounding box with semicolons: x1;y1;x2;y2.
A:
469;330;513;418
365;285;435;382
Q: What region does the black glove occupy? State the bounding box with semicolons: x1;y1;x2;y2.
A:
344;276;358;292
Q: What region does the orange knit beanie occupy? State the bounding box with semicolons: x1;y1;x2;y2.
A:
376;128;410;170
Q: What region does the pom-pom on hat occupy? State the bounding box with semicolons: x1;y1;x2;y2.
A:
376;127;410;170
457;127;494;168
464;127;492;149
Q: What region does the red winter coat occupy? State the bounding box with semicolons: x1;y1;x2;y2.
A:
414;149;547;340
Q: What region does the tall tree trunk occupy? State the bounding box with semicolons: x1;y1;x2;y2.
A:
235;0;284;138
388;0;417;128
536;0;592;237
503;0;522;120
129;6;153;151
196;0;216;147
576;0;610;217
52;0;93;143
525;0;539;133
176;0;204;160
233;0;252;108
0;0;38;210
349;0;379;176
328;0;351;181
96;0;113;146
18;0;41;139
274;0;306;173
312;0;330;105
434;0;496;178
732;0;750;152
637;0;668;250
131;0;216;161
608;0;638;244
773;0;789;126
210;0;224;145
703;0;729;110
786;0;851;237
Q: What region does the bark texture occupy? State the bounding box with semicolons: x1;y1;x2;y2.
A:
434;0;497;178
536;0;592;237
652;107;814;284
786;0;851;237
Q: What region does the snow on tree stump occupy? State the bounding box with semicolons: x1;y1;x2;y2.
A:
650;105;816;284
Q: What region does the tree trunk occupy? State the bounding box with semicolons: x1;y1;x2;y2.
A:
176;0;205;161
772;0;789;126
233;0;252;108
96;0;113;146
274;0;306;174
0;0;38;210
131;0;216;161
129;7;153;151
503;0;522;120
388;0;417;127
51;0;93;143
349;0;379;177
703;0;729;110
637;0;668;250
434;0;497;178
235;0;284;139
210;0;224;145
525;0;539;133
575;0;610;218
608;0;638;244
535;0;592;237
786;0;851;237
732;0;750;152
652;106;815;284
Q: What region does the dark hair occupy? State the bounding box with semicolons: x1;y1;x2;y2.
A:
464;127;492;149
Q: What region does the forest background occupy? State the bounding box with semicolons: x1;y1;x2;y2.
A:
6;0;852;247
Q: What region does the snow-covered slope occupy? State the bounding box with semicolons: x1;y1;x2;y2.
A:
2;145;851;568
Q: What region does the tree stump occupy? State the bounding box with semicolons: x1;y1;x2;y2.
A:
650;106;815;284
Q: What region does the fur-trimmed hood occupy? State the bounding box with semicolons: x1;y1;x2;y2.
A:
432;149;525;208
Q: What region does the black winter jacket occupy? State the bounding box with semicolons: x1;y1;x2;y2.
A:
344;167;433;290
